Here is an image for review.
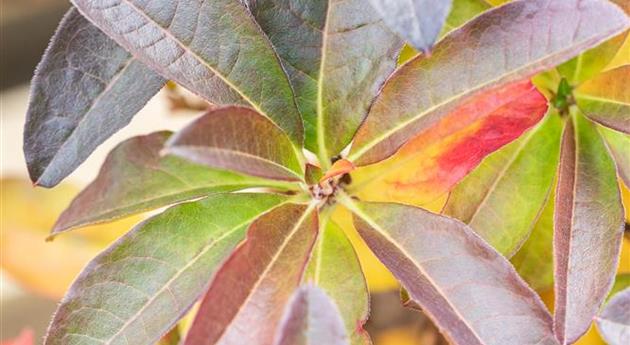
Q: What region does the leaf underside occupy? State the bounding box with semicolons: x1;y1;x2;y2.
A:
24;7;165;188
273;285;349;345
346;199;557;345
595;288;630;345
553;112;625;345
368;0;452;53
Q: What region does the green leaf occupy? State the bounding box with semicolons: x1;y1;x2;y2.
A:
367;0;452;54
183;203;318;345
609;273;630;301
575;65;630;134
595;288;630;345
45;193;288;345
349;0;630;165
553;111;625;345
304;218;369;345
557;32;628;85
510;187;556;292
599;125;630;187
165;106;304;181
52;132;292;234
342;197;557;345
24;8;165;188
246;0;402;163
71;0;303;144
273;285;350;345
443;112;562;257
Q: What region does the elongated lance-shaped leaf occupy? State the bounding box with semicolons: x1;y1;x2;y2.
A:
246;0;402;163
575;65;630;134
553;112;625;345
273;285;349;345
557;32;628;85
52;132;293;234
303;218;370;345
349;80;547;207
165;106;304;181
368;0;452;54
510;186;556;291
183;203;318;345
443;112;562;257
340;198;558;345
71;0;303;145
595;288;630;345
349;0;630;166
599;126;630;187
24;8;165;188
44;193;288;345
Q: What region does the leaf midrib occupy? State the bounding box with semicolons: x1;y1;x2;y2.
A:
211;203;317;345
348;24;627;162
99;199;290;345
339;196;485;345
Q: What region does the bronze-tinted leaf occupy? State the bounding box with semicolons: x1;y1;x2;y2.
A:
24;8;165;188
247;0;402;161
553;112;625;344
165;106;304;181
343;198;557;345
53;132;292;234
71;0;303;144
45;193;288;345
349;0;630;165
595;288;630;345
368;0;452;53
183;204;318;345
273;285;349;345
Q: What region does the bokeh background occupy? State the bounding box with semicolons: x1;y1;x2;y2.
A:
1;1;629;345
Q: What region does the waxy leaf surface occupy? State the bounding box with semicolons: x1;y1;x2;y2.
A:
553;113;625;345
24;8;165;188
53;132;288;234
166;106;303;181
71;0;303;144
184;204;318;345
350;81;547;207
273;285;349;345
304;218;369;345
368;0;452;53
444;113;562;256
510;188;556;291
595;288;630;345
345;199;557;345
576;65;630;134
599;126;630;187
349;0;630;165
45;193;288;345
247;0;402;160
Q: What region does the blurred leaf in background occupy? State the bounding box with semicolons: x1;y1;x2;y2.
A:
1;178;139;299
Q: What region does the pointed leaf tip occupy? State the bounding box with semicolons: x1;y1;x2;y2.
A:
273;285;350;345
